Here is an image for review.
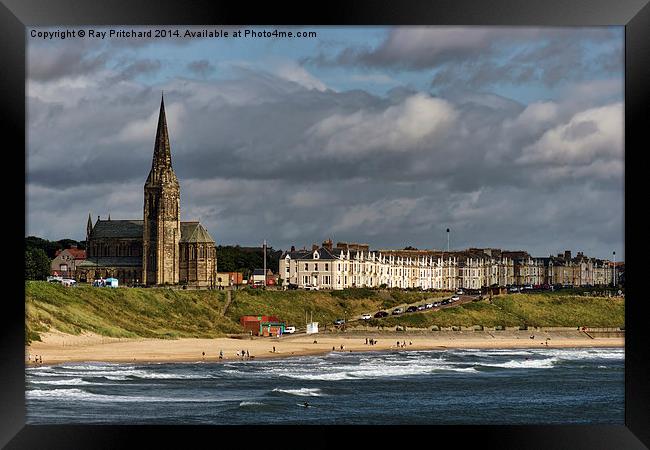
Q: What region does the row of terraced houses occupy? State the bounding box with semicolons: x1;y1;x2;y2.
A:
279;240;617;290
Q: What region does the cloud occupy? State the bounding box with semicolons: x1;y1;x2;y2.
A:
25;32;624;259
272;62;328;92
309;93;457;155
28;44;109;81
187;59;216;78
308;27;622;94
517;102;623;166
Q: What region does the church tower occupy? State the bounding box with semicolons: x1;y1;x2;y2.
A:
142;94;181;285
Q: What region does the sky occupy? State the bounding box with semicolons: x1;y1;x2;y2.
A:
26;26;624;260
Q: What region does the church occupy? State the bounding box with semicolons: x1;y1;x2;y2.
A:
76;95;217;287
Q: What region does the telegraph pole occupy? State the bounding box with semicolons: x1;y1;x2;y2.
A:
612;251;616;287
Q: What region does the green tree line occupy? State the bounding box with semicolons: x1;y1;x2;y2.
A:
216;245;282;278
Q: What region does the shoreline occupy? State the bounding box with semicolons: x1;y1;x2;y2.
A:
26;330;624;365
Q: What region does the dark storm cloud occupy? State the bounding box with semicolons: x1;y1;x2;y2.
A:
26;53;623;259
308;27;622;92
28;45;110;81
109;58;162;82
187;60;216;78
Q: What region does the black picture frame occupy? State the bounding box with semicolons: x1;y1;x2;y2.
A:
3;0;647;448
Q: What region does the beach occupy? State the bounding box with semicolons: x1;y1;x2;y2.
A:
26;329;624;365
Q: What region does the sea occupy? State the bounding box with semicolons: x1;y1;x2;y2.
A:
25;347;624;425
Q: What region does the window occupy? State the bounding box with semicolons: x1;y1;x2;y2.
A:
315;263;318;271
286;266;290;274
59;264;68;272
304;263;308;271
325;263;329;271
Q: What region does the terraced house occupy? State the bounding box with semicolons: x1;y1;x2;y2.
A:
76;95;217;287
279;240;614;290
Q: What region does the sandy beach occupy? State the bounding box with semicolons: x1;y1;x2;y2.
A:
26;329;624;365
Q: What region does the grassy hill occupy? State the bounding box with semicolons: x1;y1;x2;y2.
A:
369;293;625;329
25;282;624;344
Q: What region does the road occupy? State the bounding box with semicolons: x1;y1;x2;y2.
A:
349;293;480;324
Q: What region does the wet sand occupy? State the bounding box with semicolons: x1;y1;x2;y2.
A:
26;329;624;365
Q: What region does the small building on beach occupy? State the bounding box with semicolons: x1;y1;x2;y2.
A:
240;315;285;336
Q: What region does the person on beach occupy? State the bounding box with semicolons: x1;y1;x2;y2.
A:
246;350;250;358
273;346;276;353
219;350;223;360
365;338;368;345
202;351;205;359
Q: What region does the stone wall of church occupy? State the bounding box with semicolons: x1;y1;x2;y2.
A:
179;243;217;287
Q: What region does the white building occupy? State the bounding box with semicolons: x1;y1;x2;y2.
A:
280;241;615;291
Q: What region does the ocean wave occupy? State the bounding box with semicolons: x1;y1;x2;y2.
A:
30;368;218;381
271;388;324;397
27;388;245;403
267;358;480;380
29;378;95;386
477;357;559;369
239;401;265;407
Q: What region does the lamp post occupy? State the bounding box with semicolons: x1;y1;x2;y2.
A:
263;240;267;288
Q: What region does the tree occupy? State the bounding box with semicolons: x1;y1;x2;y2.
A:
25;248;51;280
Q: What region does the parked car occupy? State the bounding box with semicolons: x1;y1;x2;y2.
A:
441;299;450;305
284;326;296;334
333;318;345;325
287;283;299;290
305;284;320;291
417;305;426;311
425;303;434;309
451;295;460;301
392;308;404;315
360;313;372;320
374;311;389;318
433;302;441;307
406;306;418;313
456;289;464;295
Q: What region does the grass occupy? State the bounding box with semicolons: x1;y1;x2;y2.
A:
25;281;237;343
25;282;624;344
372;293;624;329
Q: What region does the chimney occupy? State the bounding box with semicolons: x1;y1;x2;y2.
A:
322;239;333;250
312;244;319;251
290;245;295;252
564;250;571;260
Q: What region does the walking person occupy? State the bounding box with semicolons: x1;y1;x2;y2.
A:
219;349;223;360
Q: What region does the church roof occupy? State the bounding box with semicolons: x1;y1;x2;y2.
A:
180;222;215;243
77;256;143;267
89;219;214;243
90;220;144;239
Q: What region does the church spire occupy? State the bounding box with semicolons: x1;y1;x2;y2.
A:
152;92;172;171
86;212;93;241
